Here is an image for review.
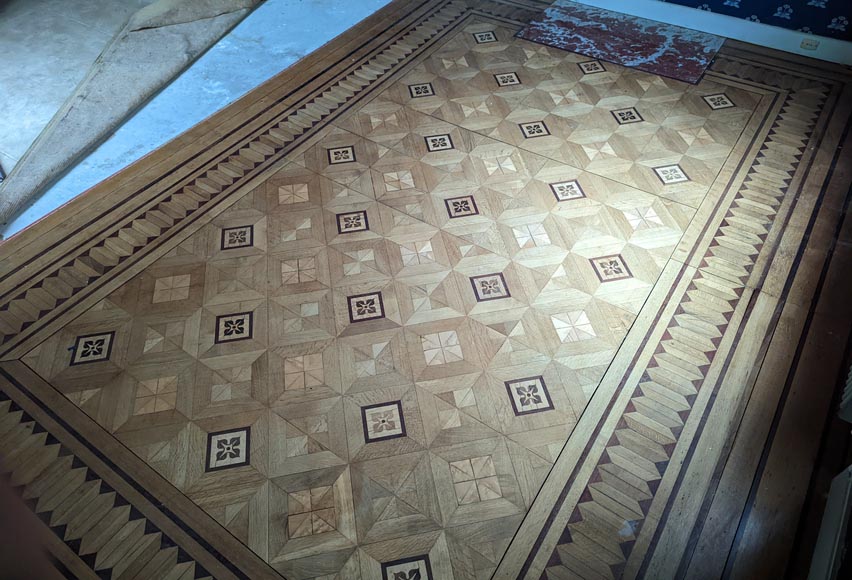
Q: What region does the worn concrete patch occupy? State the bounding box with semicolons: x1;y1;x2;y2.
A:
0;0;263;227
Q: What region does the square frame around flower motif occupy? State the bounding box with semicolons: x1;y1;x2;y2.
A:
470;272;511;301
205;427;251;472
361;400;406;443
505;376;554;416
347;291;386;323
214;312;254;343
590;254;633;282
69;331;116;366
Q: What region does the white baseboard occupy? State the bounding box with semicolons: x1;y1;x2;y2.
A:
572;0;852;65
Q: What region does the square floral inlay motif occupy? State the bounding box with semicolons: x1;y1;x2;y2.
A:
703;93;735;110
444;195;479;218
70;332;115;366
654;164;690;185
215;312;253;343
205;427;250;472
336;210;369;234
450;455;502;504
578;60;606;74
381;555;434;580
611;107;644;125
361;401;406;442
590;254;633;282
327;145;356;165
549;180;585;202
425;134;454;152
347;292;385;323
473;30;497;43
221;225;253;250
494;72;520;87
470;272;511;301
519;121;550;139
408;83;435;98
505;376;554;416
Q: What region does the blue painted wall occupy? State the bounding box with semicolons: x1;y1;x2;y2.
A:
660;1;851;40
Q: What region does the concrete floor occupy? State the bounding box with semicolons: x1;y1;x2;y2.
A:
1;0;391;238
0;0;152;173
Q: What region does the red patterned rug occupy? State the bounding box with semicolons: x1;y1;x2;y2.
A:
517;1;725;84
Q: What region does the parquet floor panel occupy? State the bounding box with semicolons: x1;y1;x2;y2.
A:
1;1;851;578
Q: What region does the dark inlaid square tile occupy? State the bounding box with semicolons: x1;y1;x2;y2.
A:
444;195;479;218
470;272;510;301
703;93;736;110
408;82;435;98
549;180;586;202
347;291;385;323
425;134;454;152
578;60;606;74
215;311;253;343
611;107;644;124
473;30;497;44
221;225;254;250
336;210;369;234
519;121;550;139
494;72;521;87
361;401;406;443
70;331;116;366
590;254;633;282
205;427;251;472
327;145;356;165
653;164;690;185
505;376;554;416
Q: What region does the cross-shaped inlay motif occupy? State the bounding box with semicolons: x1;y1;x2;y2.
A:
422;331;463;365
288;486;338;537
152;275;191;303
450;455;502;504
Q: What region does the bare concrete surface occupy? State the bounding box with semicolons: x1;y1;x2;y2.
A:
0;0;153;172
0;0;261;228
